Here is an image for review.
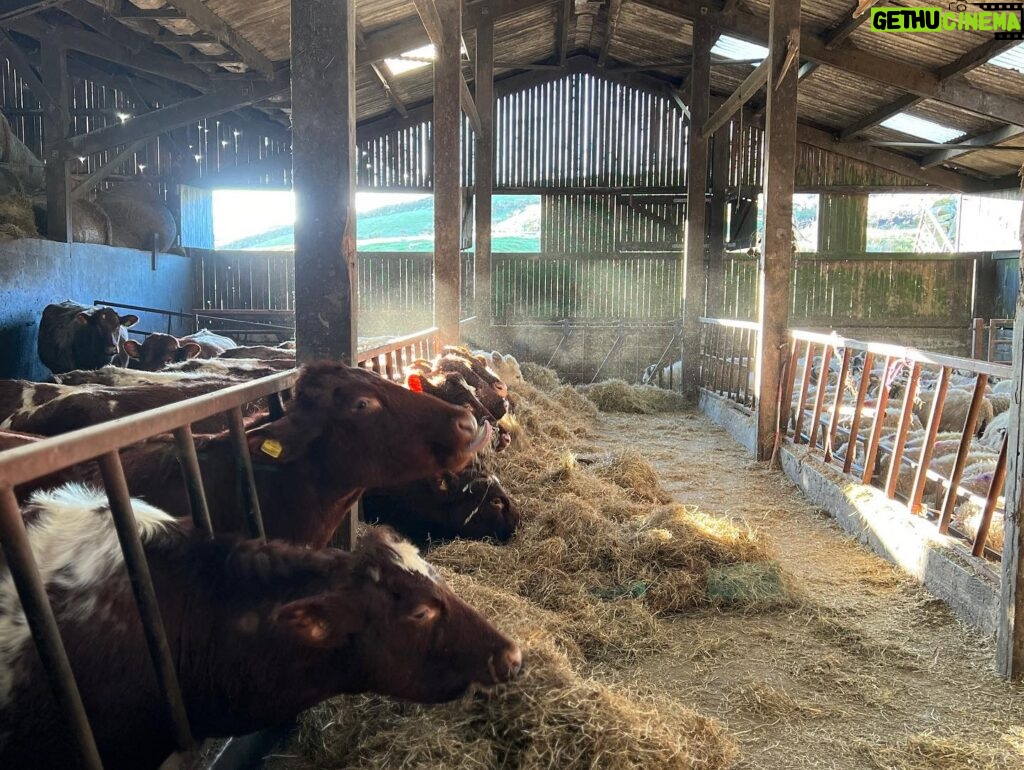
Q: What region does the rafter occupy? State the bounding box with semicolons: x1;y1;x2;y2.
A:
411;0;482;133
557;0;572;66
0;1;66;22
0;28;55;107
161;0;276;78
598;0;623;67
702;57;768;139
921;125;1024;169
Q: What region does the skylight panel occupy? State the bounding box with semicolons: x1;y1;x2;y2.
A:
988;42;1024;74
385;44;436;76
879;113;964;143
710;35;768;62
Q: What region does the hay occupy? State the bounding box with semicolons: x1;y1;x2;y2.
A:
0;194;37;239
277;357;780;769
578;379;691;414
855;733;1010;770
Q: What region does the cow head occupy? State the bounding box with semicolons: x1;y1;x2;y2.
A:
72;307;139;369
247;362;491;488
123;333;202;371
434;357;509;421
277;528;522;703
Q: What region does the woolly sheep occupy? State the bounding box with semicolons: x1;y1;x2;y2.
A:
952;500;1004;554
914;390;994;437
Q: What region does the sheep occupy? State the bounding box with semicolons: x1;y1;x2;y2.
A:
988;393;1012;416
991;379;1015;396
952;500;1004;554
914;390;994;437
979;411;1010;450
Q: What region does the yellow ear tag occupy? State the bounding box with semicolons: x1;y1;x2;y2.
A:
260;439;283;459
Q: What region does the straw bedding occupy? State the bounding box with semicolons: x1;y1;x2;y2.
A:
0;193;37;239
272;365;783;769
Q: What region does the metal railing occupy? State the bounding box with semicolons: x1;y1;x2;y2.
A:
971;317;1014;363
699;318;760;410
0;324;443;769
782;329;1012;561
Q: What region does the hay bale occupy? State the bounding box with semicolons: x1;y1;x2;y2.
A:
520;362;563;392
590;449;670;503
578;379;691;414
0;193;37;239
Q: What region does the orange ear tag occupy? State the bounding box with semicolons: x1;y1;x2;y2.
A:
407;374;424;393
260;439;283;458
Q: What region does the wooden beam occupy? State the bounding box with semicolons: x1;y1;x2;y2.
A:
757;0;800;463
290;0;358;577
71;139;149;201
598;0;623;67
997;203;1024;680
370;62;409;117
707;123;729;316
921;125;1024;169
434;0;463;343
635;0;1024;129
113;7;185;20
61;71;290;157
412;0;481;136
0;28;55;107
837;93;916;141
557;0;573;65
474;18;494;322
161;0;275;78
41;35;71;243
702;57;769;139
459;76;482;134
0;0;65;22
821;1;879;49
682;18;713;399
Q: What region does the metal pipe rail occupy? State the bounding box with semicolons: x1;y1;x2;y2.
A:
698;318;760;410
783;327;1012;562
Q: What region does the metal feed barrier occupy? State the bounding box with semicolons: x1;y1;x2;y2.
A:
0;327;441;769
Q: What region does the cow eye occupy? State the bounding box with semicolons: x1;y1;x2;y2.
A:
351;396;380;413
489;499;504;509
408;604;439;623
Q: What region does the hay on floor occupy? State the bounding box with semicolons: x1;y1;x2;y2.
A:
578;378;691;414
0;194;37;240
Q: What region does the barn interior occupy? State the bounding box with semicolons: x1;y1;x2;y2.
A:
1;1;1024;769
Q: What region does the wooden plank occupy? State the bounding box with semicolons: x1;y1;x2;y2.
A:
474;18;494;322
41;35;70;243
0;0;65;22
598;0;623;67
557;0;572;65
291;0;357;367
682;18;713;398
757;0;799;462
822;1;880;49
707;124;729;317
921;125;1024;170
0;28;55;107
71;138;149;200
162;0;275;78
434;0;463;343
701;58;769;140
997;201;1024;679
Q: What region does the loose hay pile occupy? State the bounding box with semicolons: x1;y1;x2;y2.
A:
578;378;691;414
274;363;783;769
0;193;37;240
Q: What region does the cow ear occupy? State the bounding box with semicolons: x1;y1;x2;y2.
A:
246;415;323;464
278;595;363;647
122;339;142;359
120;314;139;328
181;342;202;359
74;312;90;326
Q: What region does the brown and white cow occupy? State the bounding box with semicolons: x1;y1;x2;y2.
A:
54;357;290;386
0;378;237;436
363;468;520;547
122;329;237;371
62;362;492;547
218;344;296;361
37;301;140;374
0;485;522;770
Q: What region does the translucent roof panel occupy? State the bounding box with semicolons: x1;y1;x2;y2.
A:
710;35;768;62
385;44;435;76
988;42;1024;74
879;113;965;143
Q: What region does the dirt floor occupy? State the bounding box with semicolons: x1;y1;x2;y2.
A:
589;411;1024;770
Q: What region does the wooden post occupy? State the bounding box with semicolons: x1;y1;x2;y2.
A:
41;36;70;243
434;0;463;344
681;18;712;398
474;16;494;325
291;0;358;366
755;0;800;462
706;123;730;317
291;0;358;549
996;200;1024;680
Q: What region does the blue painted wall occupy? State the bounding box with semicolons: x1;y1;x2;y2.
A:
0;239;192;381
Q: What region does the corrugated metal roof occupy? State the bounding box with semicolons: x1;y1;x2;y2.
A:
879;114;964;143
988;43;1024;74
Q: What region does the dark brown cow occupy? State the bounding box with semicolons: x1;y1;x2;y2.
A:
0;379;235;435
0;429;81;501
0;487;521;770
123;330;238;371
37;301;140;374
218;345;296;360
363;469;520;547
67;362;491;547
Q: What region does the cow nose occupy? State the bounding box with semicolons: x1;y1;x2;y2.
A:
455;412;478;439
495;645;523;682
492;381;508;398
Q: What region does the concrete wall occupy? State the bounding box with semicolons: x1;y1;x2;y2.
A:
0;239;192;381
699;390;1001;635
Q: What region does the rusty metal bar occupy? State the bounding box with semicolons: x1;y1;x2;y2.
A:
844;351;874;474
861;356;894;485
939;373;989;533
97;451;194;755
0;485;104;770
792;340;815;443
909;366;951;515
807;344;833;449
884;362;921;499
226;406;266;541
173;425;213;536
973;435;1008;557
712;326;725;394
825;347;852;463
747;330;758;407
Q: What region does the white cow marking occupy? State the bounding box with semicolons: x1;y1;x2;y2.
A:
388;540;439;583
